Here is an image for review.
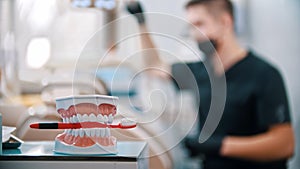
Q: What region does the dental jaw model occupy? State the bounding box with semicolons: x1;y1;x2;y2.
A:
54;95;119;155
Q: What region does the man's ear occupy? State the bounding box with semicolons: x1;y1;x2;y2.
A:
221;12;234;32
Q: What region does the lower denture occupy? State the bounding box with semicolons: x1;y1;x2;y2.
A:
74;136;95;147
96;136;116;146
64;134;75;145
56;133;67;141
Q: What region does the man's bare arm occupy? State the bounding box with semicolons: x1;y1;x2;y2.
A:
126;2;170;78
138;25;170;77
220;123;295;162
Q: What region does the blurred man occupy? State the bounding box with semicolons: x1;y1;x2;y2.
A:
126;0;295;169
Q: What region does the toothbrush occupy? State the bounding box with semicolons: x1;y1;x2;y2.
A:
30;119;137;129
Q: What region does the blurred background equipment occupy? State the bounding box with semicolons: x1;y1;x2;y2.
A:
0;0;20;100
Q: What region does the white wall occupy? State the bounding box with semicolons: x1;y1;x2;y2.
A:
247;0;300;168
139;0;200;63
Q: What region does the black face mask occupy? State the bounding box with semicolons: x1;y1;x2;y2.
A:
197;39;218;58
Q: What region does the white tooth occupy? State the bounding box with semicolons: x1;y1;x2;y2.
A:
97;114;104;123
71;115;76;123
74;129;79;137
107;128;111;136
67;129;71;134
82;114;89;122
77;114;82;122
64;129;67;133
108;114;113;123
74;116;77;122
104;115;108;123
91;128;96;137
89;114;97;122
100;128;105;137
105;127;110;137
69;117;73;123
72;129;75;136
79;128;84;138
85;129;91;137
66;117;70;123
96;129;100;137
73;116;77;123
62;118;66;123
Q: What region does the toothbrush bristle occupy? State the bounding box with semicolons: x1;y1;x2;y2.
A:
121;118;136;126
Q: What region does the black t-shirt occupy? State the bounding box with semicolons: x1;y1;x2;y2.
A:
172;51;291;169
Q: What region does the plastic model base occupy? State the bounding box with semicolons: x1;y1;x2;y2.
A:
54;138;117;155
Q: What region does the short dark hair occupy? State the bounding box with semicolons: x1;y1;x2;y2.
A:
185;0;234;22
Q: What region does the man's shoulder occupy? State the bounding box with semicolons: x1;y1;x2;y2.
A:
247;51;283;79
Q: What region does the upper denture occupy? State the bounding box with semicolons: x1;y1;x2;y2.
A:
59;103;117;117
98;103;117;116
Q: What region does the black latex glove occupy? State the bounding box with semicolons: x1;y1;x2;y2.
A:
183;135;224;157
126;1;145;24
